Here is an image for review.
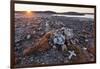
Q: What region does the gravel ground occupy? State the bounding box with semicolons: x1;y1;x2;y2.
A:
14;13;95;67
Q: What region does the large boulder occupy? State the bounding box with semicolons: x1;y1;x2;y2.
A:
23;31;53;56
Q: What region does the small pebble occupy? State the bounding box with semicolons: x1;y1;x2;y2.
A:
52;45;56;49
33;31;36;34
85;39;88;42
83;47;87;50
62;44;67;51
42;63;45;64
16;43;20;46
26;34;31;39
30;57;34;62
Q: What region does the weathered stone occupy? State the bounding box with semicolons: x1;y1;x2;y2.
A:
83;47;87;50
87;46;95;56
52;45;57;49
32;31;36;34
30;57;34;62
63;28;74;40
62;44;67;51
26;34;31;39
41;63;45;64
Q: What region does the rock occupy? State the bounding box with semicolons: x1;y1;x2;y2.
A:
32;31;36;34
52;45;57;49
85;39;89;42
64;58;69;63
30;57;34;62
15;46;22;52
23;47;33;56
78;35;86;45
64;28;74;40
87;46;96;56
53;33;65;45
61;44;67;51
26;34;31;39
83;47;87;50
16;43;20;47
68;50;76;60
70;39;76;45
23;31;53;56
89;53;95;61
88;39;95;54
72;48;94;63
45;21;50;32
42;62;45;64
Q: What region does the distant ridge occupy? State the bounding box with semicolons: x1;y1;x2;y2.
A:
59;12;85;15
15;11;94;15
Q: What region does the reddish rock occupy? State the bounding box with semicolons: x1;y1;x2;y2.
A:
87;42;96;56
66;44;94;63
23;31;53;56
87;46;96;56
70;47;95;63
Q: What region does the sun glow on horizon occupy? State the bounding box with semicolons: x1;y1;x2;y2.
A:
26;10;32;13
25;10;33;17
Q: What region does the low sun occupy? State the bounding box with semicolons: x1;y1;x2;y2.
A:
25;10;33;17
26;10;31;13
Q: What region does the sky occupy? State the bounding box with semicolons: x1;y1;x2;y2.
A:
15;3;94;13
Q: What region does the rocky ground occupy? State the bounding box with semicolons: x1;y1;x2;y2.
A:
14;13;95;67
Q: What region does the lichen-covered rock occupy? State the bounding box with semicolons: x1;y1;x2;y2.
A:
53;33;65;45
